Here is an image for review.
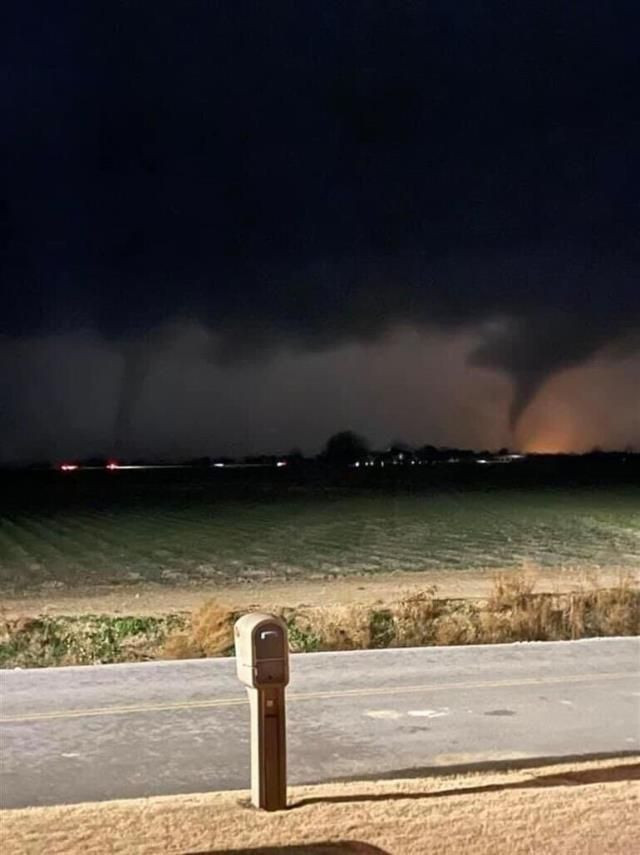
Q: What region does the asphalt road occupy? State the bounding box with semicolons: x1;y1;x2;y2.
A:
1;637;638;808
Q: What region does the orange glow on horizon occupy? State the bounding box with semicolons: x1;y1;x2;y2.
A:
523;438;569;454
518;420;580;455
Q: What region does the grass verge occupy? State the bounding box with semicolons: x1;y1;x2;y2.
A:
0;614;186;668
2;757;638;855
1;573;638;667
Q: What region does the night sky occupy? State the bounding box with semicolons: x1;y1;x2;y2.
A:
2;1;639;462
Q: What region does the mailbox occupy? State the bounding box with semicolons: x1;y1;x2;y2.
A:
235;613;290;688
234;612;290;811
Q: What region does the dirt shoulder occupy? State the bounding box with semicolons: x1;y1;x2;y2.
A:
2;566;637;618
3;756;638;855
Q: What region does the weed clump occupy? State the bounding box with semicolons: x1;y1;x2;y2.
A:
369;608;395;648
393;588;439;646
433;610;478;646
162;600;235;659
566;578;640;638
287;606;371;652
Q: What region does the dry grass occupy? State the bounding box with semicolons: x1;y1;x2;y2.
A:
3;757;638;854
488;568;538;611
392;587;439;646
289;604;372;652
2;571;638;666
432;610;478;646
477;571;640;644
162;601;235;659
284;571;639;652
566;579;640;639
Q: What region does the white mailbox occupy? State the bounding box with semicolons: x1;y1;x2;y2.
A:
235;613;290;689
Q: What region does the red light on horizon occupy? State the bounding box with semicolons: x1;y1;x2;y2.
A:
106;461;119;470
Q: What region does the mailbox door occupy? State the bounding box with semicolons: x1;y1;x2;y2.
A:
254;622;288;686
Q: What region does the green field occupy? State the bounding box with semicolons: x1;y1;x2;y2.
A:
0;470;638;593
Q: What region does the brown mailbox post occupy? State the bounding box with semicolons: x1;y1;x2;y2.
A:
234;613;289;811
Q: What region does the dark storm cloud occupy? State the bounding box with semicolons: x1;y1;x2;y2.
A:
2;1;639;444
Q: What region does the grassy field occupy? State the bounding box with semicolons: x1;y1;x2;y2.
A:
0;469;638;594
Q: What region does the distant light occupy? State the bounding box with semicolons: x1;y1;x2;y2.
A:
213;462;225;468
106;461;119;470
354;461;360;467
60;463;78;472
477;458;489;464
276;460;287;467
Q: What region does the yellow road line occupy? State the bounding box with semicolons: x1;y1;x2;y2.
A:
0;671;633;724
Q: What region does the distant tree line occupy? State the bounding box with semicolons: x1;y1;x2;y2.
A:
5;434;638;471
